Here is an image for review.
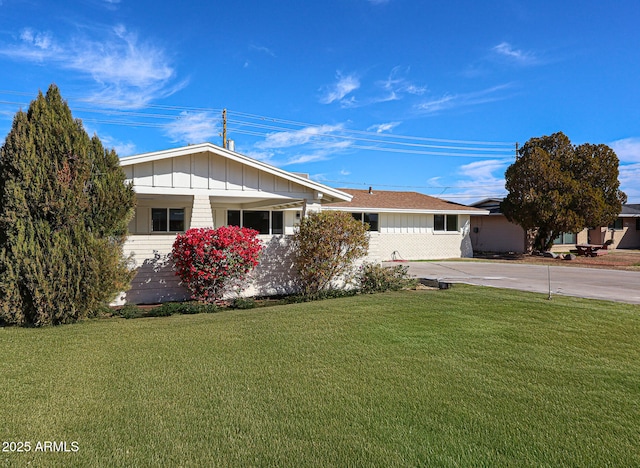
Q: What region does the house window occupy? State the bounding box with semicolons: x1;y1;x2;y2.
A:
364;213;379;232
636;218;640;231
553;232;577;244
243;211;270;234
434;214;458;232
351;212;379;231
272;211;284;235
227;210;241;227
152;208;185;232
608;218;623;230
226;210;283;235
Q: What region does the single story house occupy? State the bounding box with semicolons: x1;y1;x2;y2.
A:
325;188;488;261
470;198;640;253
116;143;488;304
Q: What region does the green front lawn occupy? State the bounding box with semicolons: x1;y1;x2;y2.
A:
2;286;639;466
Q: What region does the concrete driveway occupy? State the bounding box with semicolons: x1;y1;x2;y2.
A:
388;261;640;305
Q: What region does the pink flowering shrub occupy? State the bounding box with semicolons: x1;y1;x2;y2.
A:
171;226;263;302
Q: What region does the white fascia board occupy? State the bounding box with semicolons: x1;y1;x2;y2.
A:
120;143;352;202
325;207;490;215
132;186;305;201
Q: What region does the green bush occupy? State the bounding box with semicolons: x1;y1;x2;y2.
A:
115;304;143;320
0;85;135;326
358;263;417;293
153;302;219;316
292;211;369;296
231;297;256;309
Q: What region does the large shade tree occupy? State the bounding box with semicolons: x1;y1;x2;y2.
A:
0;85;136;326
502;132;626;251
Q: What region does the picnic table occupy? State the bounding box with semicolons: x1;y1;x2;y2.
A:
575;244;607;257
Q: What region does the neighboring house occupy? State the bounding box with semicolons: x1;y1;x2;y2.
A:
588;204;640;249
470;198;640;253
115;143;489;304
325;188;488;261
117;143;352;304
469;198;528;253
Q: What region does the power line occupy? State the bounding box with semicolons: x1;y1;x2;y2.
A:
0;90;517;160
226;109;513;146
320;179;506;189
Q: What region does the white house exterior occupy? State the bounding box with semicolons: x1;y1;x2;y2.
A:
116;143;488;304
326;188;488;262
117;143;352;304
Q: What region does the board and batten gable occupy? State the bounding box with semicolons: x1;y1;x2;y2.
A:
122;151;317;197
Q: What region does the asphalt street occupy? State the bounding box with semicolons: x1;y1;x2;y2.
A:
389;261;640;305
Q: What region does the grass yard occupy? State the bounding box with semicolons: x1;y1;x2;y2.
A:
1;286;639;467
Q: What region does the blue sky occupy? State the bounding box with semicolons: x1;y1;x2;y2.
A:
1;0;639;203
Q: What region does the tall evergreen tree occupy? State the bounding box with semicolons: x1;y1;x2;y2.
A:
502;132;626;251
0;85;136;326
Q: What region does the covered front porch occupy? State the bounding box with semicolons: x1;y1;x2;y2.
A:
116;142;352;304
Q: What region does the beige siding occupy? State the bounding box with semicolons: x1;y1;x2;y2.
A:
614;224;640;249
471;215;526;253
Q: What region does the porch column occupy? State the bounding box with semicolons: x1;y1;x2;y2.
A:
302;192;324;217
190;194;214;228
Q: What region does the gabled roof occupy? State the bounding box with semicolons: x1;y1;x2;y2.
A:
119;142;352;203
326;188;488;214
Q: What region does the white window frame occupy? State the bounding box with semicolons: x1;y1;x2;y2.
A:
434;214;459;233
351;212;379;232
226;210;284;235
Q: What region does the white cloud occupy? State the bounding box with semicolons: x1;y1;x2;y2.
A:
415;84;513;115
609;137;640;163
459;159;510;181
619;163;640;203
249;44;276;57
438;159;510;204
252;124;352;167
492;42;539;66
415;95;456;114
367;122;401;133
257;124;345;149
278;140;353;166
164;111;219;144
379;66;426;97
0;24;184;108
20;28;54;50
319;72;360;104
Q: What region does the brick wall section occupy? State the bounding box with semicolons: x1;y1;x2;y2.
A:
190;194;214;228
374;232;472;261
116;234;299;305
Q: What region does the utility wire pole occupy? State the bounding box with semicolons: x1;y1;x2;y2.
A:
222;109;228;149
